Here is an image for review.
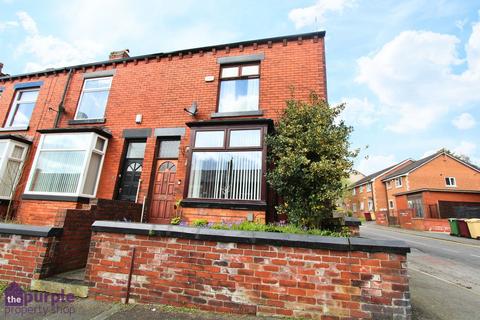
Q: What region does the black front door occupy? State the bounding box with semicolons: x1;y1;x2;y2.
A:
117;141;146;202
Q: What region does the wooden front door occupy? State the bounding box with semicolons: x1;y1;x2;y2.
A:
149;161;177;223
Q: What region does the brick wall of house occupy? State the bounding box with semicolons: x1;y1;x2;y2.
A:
15;200;83;226
86;223;411;319
0;33;327;225
179;207;265;224
0;233;57;286
408;154;480;190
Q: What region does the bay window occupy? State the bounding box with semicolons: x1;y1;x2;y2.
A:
0;138;30;199
187;125;266;202
25;132;108;198
218;64;259;113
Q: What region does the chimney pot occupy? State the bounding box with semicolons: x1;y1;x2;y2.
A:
109;49;130;60
0;62;3;75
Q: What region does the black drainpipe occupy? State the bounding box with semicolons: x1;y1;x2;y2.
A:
54;69;73;128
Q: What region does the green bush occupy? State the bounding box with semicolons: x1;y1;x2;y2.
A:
192;219;209;227
170;217;181;225
266;94;357;229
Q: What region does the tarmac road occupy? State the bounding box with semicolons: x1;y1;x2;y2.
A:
360;222;480;320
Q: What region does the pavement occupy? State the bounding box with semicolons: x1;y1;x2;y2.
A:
360;222;480;320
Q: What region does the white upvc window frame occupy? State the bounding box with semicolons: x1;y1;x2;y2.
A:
389;200;395;209
386;181;391;189
445;176;456;187
359;185;364;193
395;177;402;188
368;199;373;211
360;201;365;211
4;88;39;129
366;183;372;192
0;139;29;200
74;77;112;120
352;188;356;195
352;203;357;212
24;132;108;198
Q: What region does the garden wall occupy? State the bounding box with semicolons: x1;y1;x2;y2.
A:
0;224;62;286
86;221;411;319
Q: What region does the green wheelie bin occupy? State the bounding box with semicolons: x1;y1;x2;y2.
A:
448;218;460;236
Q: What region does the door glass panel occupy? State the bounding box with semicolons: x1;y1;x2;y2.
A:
126;142;146;158
158;140;180;158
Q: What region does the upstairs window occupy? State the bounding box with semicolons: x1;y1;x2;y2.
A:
359;185;364;193
187;126;265;201
352;188;356;195
395;177;402;188
218;64;259;113
386;181;391;189
0;139;29;199
75;77;112;120
5;89;39;128
445;177;456;187
26;132;108;197
366;183;372;192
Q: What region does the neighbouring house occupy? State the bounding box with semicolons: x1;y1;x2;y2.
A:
381;149;480;232
0;31;327;278
346;159;413;219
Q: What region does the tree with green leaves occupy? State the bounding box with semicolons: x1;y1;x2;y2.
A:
266;93;357;229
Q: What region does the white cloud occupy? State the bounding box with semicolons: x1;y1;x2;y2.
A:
14;11;101;72
356;154;396;175
452;112;476;129
453;141;477;157
0;20;18;31
356;20;480;133
288;0;355;29
339;97;379;127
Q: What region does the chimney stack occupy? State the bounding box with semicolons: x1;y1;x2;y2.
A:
109;49;130;60
0;63;4;76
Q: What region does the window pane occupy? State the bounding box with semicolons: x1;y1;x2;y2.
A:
229;129;261;147
18;90;39;102
0;142;7;158
11;146;25;159
83;152;102;195
221;67;239;78
188;151;262;200
0;160;21;197
43;134;88;150
84;77;112;90
95;137;106;152
126;142;146;158
218;79;259;112
195;131;224;148
9;103;35;127
159;140;180;158
76;90;109;119
29;151;85;193
241;65;259;76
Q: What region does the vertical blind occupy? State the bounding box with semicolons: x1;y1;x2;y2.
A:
30;151;85;193
188;151;262;200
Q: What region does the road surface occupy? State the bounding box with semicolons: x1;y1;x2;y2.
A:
360;222;480;320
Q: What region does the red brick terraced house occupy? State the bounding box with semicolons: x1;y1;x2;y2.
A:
0;31;328;277
346;159;413;220
380;149;480;232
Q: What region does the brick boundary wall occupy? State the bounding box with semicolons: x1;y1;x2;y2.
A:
0;224;62;287
86;221;411;319
51;199;142;275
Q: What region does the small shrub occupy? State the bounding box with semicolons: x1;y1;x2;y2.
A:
170;217;181;225
192;219;209;227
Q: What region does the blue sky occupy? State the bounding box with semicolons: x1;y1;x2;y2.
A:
1;0;479;174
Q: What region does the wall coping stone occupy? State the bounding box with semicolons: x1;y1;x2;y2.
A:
92;221;410;254
0;223;63;237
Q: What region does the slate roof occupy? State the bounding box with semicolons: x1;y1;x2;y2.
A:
349;159;411;188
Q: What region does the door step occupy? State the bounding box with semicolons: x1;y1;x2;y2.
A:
30;268;89;298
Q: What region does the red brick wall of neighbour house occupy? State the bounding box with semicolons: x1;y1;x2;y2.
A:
86;227;411;319
386;178;408;216
0;233;57;286
51;199;142;274
408;154;480;190
15;200;83;226
3;34;327;225
349;186;373;218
